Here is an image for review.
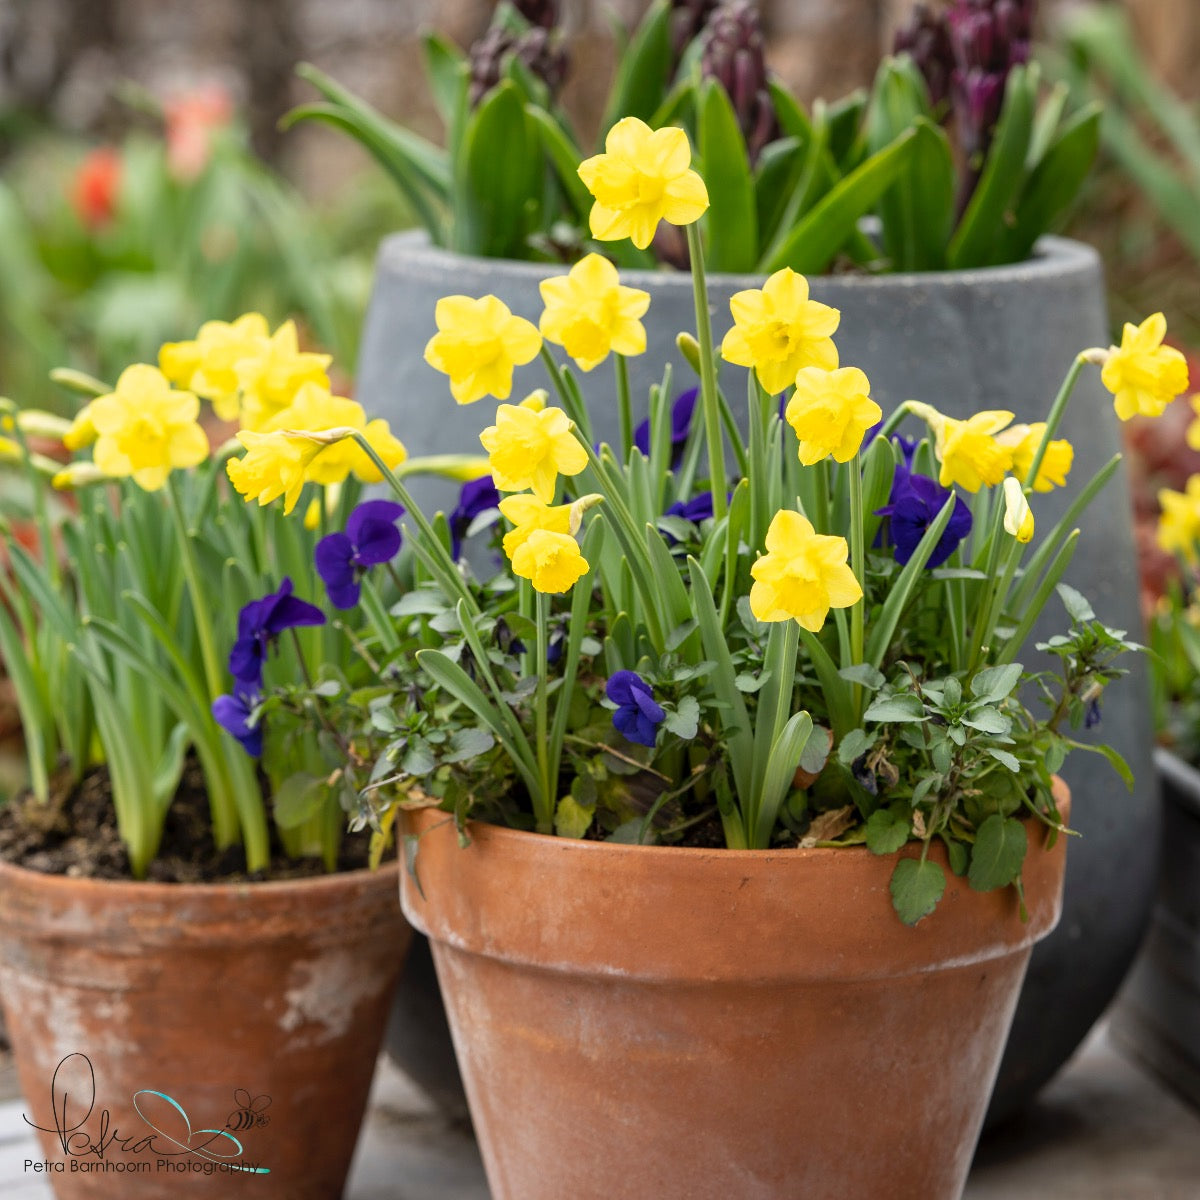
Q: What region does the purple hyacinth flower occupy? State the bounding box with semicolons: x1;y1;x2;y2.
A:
315;500;405;610
212;689;263;758
606;670;666;748
449;475;501;560
229;577;327;685
875;465;972;569
633;387;699;463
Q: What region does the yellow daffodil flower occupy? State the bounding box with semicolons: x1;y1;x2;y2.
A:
480;403;588;503
720;268;841;395
510;528;589;594
423;295;542;405
498;494;576;559
785;366;881;465
63;401;98;451
226;430;326;515
263;382;406;486
996;422;1074;492
1099;313;1189;421
1002;477;1035;543
1157;478;1200;564
577;117;709;250
538;254;650;371
89;364;209;491
235;319;333;431
749;510;862;631
909;403;1014;493
159;312;270;421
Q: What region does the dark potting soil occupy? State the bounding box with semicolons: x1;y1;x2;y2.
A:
0;756;379;883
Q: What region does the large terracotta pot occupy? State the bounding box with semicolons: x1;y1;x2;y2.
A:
361;234;1155;1121
0;860;408;1200
400;787;1069;1200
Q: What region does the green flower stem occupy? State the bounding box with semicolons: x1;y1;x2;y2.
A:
1025;358;1085;491
616;354;633;461
812;458;831;535
535;590;553;834
686;221;728;521
165;474;225;702
847;457;867;714
540;345;591;438
970;536;1023;674
360;576;401;653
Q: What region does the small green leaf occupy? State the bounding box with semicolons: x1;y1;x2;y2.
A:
890;857;947;926
1057;583;1096;624
864;693;927;723
402;739;438;777
839;663;886;691
968;815;1028;891
866;807;910;855
663;695;701;740
971;662;1024;703
273;773;327;830
837;728;873;765
555;795;595;840
943;837;969;877
988;748;1021;772
444;727;496;764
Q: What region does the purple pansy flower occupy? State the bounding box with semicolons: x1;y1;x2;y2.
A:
606;670;666;748
874;464;972;569
229;577;327;685
633;387;698;463
212;688;263;758
315;500;405;610
666;491;715;524
449;475;501;560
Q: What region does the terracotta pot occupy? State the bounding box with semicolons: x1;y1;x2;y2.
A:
402;786;1069;1200
0;860;408;1199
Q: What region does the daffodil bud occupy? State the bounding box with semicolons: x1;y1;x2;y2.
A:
1002;476;1035;544
49;367;110;397
676;332;702;375
52;461;108;491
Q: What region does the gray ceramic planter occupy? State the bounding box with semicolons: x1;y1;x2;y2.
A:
1111;748;1200;1110
357;233;1157;1126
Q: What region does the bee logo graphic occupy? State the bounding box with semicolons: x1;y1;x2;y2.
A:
226;1089;272;1131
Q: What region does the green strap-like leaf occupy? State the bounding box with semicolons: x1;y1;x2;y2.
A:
599;0;673;138
699;80;758;273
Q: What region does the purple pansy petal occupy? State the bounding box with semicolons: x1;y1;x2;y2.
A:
878;469;972;569
325;578;362;610
212;691;263;758
228;637;264;687
315;532;356;587
450;476;501;559
606;670;640;707
267;593;327;632
632;687;666;725
351;518;403;567
613;704;658;748
346;499;404;546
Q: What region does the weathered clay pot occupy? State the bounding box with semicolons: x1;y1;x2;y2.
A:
0;861;408;1199
400;787;1069;1200
1112;748;1200;1109
360;233;1156;1121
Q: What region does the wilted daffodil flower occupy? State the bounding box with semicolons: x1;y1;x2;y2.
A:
998;422;1074;492
785;366;881;465
909;403;1014;493
159;312;270;421
1002;477;1035;543
480;402;588;502
749;510;862;631
1157;477;1200;564
1097;313;1189;421
510;529;589;594
577;117;709;250
424;295;542;405
538;254;650;372
235;319;333;431
720;268;841;395
90;364;209;491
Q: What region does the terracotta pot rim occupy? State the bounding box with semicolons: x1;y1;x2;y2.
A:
402;782;1069;983
0;853;399;900
379;228;1099;290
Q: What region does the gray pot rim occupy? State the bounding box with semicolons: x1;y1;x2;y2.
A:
1156;747;1200;819
376;231;1101;292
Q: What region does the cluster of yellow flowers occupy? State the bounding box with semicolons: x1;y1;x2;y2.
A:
57;313;407;514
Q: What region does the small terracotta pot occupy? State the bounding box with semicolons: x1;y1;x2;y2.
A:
0;861;409;1199
402;785;1069;1200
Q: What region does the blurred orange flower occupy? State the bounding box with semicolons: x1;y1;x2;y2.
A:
72;148;121;231
165;84;233;181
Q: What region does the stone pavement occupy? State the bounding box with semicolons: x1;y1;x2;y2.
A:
2;1021;1198;1198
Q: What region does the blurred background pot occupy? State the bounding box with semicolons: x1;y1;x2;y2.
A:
400;792;1068;1200
1111;748;1200;1111
0;861;408;1200
361;231;1156;1126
